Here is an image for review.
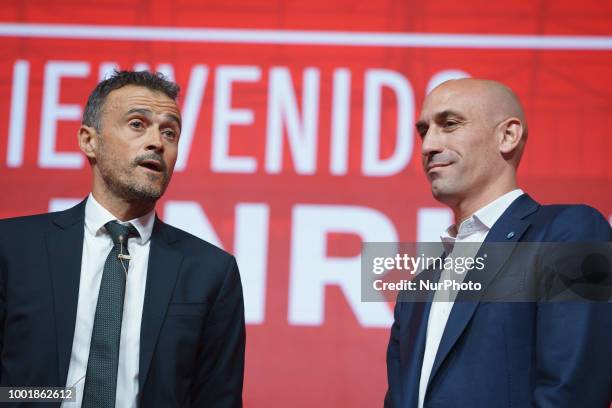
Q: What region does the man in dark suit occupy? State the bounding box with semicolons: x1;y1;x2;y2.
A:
0;71;245;407
385;78;612;407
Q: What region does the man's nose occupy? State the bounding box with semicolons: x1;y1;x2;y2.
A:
145;127;164;151
421;128;444;158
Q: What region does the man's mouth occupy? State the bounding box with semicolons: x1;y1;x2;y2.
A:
138;159;164;173
427;162;451;172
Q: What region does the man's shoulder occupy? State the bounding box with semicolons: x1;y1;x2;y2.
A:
0;211;59;233
531;202;610;242
537;202;607;223
0;211;71;253
0;199;85;234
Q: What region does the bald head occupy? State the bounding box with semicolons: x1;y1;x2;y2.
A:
417;78;528;213
427;78;528;141
418;78;528;169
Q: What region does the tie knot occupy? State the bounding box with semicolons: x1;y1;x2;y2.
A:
105;221;139;245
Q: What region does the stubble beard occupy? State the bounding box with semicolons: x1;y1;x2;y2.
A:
97;149;170;205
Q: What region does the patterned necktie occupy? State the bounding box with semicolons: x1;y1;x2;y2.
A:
82;221;139;408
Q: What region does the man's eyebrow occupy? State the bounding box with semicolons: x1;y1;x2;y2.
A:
163;113;182;129
125;108;153;118
125;108;182;128
434;109;465;121
415;109;467;136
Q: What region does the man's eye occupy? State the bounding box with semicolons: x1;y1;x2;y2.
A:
163;130;178;140
443;121;458;128
416;126;428;138
129;120;144;129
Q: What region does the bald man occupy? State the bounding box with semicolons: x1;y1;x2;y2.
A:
384;79;612;408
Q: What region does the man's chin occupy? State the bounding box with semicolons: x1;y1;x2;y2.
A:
101;171;166;204
429;180;445;196
430;182;459;203
123;183;165;203
132;174;169;199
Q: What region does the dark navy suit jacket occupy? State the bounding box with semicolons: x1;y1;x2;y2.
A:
0;199;245;407
385;194;612;408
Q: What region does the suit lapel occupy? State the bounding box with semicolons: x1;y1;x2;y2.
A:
46;199;87;384
139;219;183;392
425;194;539;392
399;265;442;406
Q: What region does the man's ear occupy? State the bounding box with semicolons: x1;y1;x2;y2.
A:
498;117;524;155
78;125;99;162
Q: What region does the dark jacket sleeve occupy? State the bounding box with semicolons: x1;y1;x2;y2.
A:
384;300;402;408
191;256;245;407
532;205;612;407
0;236;4;385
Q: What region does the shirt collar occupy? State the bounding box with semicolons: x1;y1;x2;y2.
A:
440;188;524;245
85;193;155;244
472;188;524;230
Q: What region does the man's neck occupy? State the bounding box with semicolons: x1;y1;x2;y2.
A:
91;190;155;222
451;184;518;226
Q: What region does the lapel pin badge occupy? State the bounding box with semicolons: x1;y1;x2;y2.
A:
506;231;515;240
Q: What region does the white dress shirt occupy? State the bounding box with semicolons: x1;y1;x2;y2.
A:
417;189;524;408
62;193;155;408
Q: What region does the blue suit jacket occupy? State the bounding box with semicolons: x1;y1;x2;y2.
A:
0;199;245;407
385;194;612;408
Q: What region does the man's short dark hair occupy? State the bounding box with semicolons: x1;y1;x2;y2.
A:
82;70;180;132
